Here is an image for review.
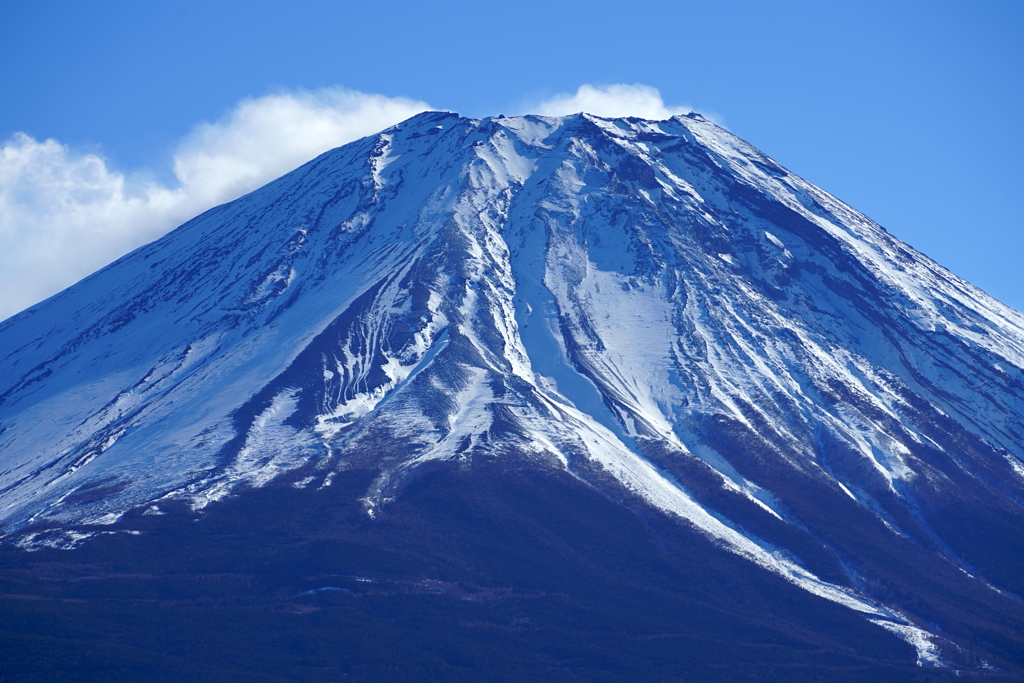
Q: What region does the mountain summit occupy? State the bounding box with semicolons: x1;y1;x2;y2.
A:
2;111;1024;678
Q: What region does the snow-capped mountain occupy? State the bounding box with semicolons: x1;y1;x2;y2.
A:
2;111;1024;672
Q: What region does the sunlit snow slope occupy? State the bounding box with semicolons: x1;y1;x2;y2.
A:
3;111;1024;666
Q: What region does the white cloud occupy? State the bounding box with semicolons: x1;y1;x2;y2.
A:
171;89;433;207
0;88;431;321
0;83;718;321
534;83;694;120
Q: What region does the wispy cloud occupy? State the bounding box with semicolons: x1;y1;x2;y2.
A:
0;88;431;321
0;83;713;322
534;83;695;120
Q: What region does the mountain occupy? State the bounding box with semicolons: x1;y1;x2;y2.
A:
2;111;1024;681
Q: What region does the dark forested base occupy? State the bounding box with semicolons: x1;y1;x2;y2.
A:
0;460;1020;682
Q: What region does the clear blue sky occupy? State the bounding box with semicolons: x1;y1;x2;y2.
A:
3;0;1022;311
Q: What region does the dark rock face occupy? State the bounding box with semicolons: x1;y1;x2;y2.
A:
1;111;1023;677
0;461;1004;682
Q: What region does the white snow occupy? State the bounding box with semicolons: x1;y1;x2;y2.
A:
2;110;1021;669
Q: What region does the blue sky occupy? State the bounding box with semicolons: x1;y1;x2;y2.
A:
1;0;1021;318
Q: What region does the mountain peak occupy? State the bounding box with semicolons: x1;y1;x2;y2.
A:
2;110;1024;672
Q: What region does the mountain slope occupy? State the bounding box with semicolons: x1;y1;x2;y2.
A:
2;111;1023;674
0;461;975;682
